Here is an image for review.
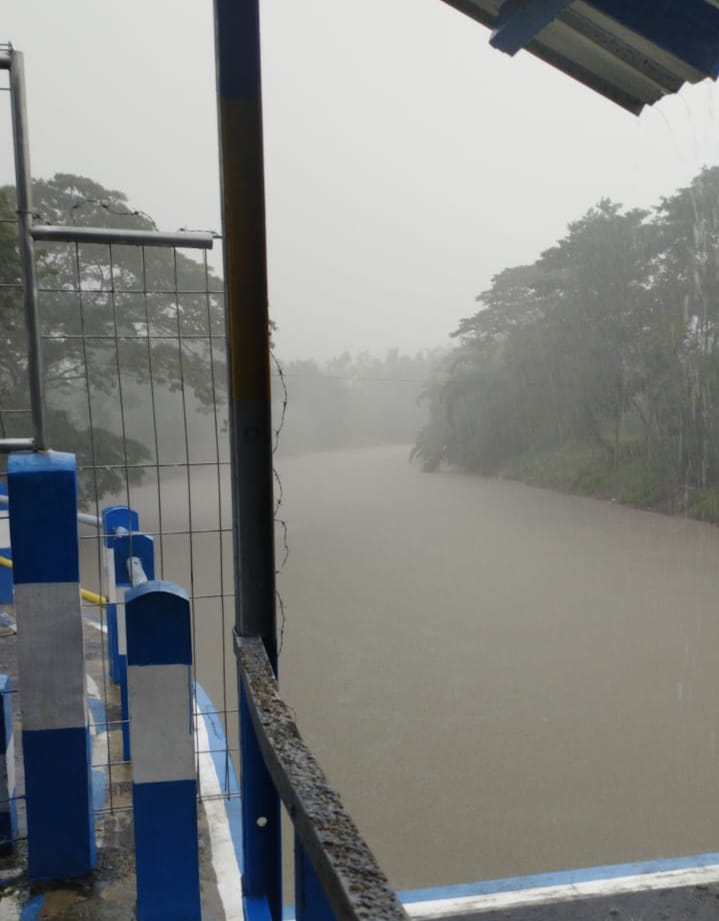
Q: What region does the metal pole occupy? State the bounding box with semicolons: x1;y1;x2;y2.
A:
9;51;47;451
32;226;215;250
213;2;281;917
213;0;276;658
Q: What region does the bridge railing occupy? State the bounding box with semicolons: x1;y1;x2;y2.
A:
1;452;407;920
237;633;408;921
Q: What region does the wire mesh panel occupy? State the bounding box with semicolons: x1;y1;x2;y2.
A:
0;199;31;447
0;210;238;824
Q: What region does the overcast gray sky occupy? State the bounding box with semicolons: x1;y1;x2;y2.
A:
3;1;719;360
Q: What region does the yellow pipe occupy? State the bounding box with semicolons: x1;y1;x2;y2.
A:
0;555;106;605
80;588;106;606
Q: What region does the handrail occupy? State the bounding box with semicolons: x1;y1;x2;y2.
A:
0;555;105;606
32;225;214;250
235;633;409;921
0;494;102;531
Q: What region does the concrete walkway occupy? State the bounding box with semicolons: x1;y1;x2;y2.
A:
0;606;233;921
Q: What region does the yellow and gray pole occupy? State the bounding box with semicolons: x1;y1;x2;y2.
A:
213;2;281;916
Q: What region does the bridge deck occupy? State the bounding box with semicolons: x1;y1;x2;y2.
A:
407;884;719;920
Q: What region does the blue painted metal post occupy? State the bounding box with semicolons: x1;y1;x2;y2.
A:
0;484;12;604
101;505;139;684
113;529;154;762
295;836;337;921
8;451;95;879
0;675;17;855
126;580;201;921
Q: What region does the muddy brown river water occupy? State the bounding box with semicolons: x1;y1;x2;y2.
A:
81;444;719;892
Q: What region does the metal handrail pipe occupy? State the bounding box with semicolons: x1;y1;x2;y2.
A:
0;54;11;69
31;226;214;250
127;556;147;587
0;496;103;533
77;511;102;529
0;438;34;453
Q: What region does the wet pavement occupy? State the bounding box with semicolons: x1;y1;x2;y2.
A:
0;606;230;921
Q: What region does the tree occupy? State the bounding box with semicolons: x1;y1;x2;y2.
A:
411;175;714;508
0;174;226;504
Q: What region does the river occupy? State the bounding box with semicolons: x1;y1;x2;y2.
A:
83;444;719;892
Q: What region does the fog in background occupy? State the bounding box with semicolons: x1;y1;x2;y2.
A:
7;0;719;894
4;0;719;366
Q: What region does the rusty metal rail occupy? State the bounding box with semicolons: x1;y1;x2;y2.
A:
235;634;409;921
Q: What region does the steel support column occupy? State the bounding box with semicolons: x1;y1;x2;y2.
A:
212;1;281;917
9;50;47;451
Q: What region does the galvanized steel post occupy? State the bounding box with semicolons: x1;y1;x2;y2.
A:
8;50;47;450
213;1;281;916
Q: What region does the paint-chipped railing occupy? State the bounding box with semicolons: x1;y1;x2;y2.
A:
236;634;409;921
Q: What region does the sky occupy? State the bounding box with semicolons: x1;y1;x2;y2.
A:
3;1;719;360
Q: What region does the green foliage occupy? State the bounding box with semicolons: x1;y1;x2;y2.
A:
414;166;719;520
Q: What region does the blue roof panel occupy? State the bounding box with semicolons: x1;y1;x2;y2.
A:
440;0;719;113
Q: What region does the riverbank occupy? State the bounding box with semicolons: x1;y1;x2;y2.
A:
494;439;719;524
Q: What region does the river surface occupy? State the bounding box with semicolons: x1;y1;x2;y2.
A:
82;444;719;892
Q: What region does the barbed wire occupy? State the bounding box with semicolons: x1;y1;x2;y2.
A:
271;345;289;652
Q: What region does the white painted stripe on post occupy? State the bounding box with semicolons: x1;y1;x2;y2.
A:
195;705;244;919
103;546;117;605
4;734;15;805
128;664;195;784
15;581;87;731
117;600;127;655
403;863;719;918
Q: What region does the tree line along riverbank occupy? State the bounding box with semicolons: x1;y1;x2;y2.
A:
412;166;719;526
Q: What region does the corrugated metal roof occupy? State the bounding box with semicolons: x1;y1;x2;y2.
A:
440;0;719;113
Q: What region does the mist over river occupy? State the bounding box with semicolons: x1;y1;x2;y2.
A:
85;444;719;892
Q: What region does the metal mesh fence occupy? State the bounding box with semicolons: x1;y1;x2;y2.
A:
0;222;239;825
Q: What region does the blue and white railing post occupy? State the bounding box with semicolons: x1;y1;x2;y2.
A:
0;674;17;855
126;580;201;921
8;451;95;879
115;530;154;762
101;505;139;684
0;484;12;604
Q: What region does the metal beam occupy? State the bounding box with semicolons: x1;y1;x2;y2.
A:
490;0;573;55
31;225;214;249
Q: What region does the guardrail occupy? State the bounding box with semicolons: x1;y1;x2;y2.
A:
236;634;409;921
2;462;407;918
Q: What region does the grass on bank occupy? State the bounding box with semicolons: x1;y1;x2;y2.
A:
498;440;719;525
